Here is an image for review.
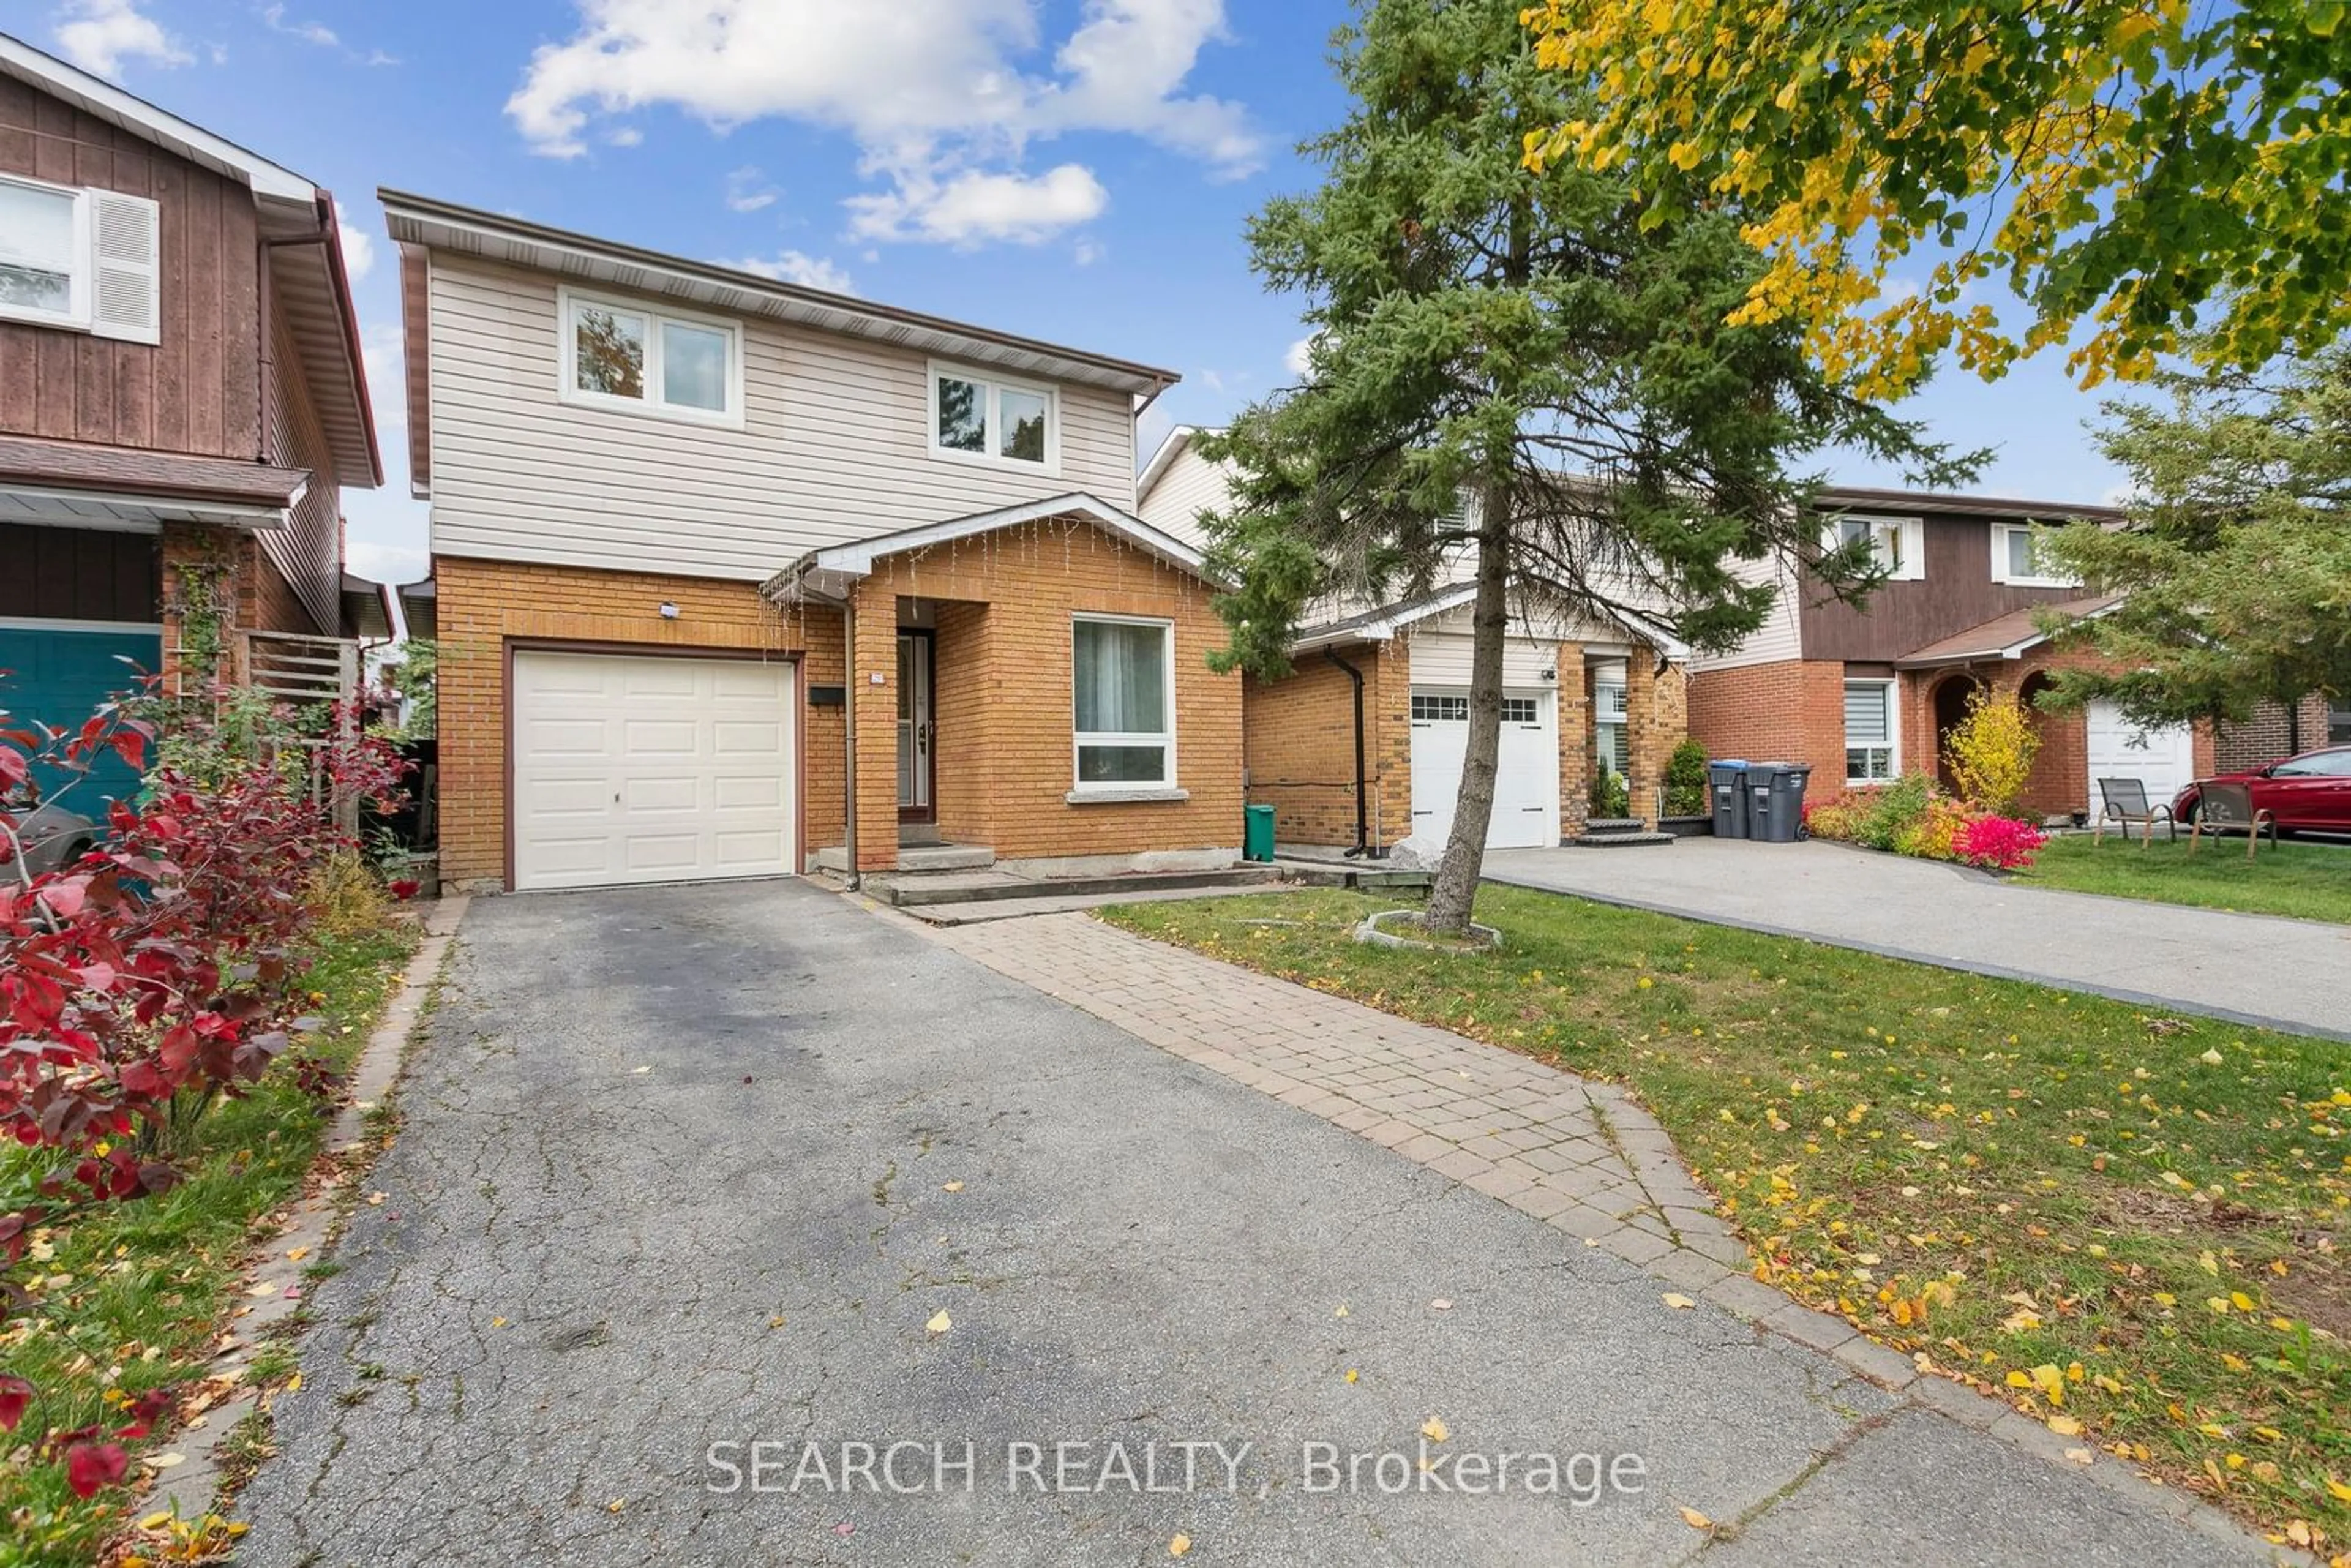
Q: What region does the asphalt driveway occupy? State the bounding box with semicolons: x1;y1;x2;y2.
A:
235;883;2268;1565
1485;839;2350;1040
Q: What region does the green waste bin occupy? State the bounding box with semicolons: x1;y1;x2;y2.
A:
1243;803;1277;863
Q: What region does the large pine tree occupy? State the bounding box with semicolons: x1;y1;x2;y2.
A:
1202;0;1965;932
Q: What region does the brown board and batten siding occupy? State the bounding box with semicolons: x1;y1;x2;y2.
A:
0;520;159;621
0;75;260;462
1798;514;2090;664
423;256;1140;582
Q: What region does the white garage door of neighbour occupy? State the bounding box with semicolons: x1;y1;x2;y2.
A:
2086;699;2197;812
1408;688;1558;852
511;650;795;891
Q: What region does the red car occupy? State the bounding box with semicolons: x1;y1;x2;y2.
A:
2172;745;2351;833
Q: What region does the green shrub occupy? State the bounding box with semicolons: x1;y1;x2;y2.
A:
1590;768;1630;819
1855;772;1933;850
1664;738;1710;816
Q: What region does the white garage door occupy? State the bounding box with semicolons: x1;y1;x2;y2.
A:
1408;688;1559;852
2087;699;2197;811
512;650;795;891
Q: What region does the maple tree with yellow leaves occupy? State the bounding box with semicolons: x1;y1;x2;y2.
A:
1520;0;2351;395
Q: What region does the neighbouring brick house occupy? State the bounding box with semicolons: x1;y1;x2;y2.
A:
1682;487;2231;822
386;191;1242;893
2213;694;2345;774
1137;426;1691;853
0;34;381;806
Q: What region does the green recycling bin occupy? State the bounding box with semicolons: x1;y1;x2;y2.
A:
1243;803;1277;863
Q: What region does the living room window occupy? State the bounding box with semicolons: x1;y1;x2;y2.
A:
0;174;160;342
1990;523;2079;587
559;287;741;426
1845;679;1898;783
931;361;1059;473
1073;615;1174;789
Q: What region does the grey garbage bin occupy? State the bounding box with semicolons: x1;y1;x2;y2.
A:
1708;760;1750;840
1747;763;1813;842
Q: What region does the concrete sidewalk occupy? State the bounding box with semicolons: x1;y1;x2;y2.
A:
1484;839;2351;1040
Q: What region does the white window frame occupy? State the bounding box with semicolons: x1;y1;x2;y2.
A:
1070;612;1176;793
928;359;1062;476
1824;514;1925;582
1989;522;2080;588
556;285;744;429
0;172;92;332
1844;678;1899;785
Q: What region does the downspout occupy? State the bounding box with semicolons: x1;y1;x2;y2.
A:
1324;648;1372;859
841;598;860;890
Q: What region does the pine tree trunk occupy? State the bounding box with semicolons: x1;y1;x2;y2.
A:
1423;484;1510;933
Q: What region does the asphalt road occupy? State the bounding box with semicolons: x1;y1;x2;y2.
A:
233;882;2271;1566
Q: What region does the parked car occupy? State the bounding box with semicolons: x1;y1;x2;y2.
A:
1;784;100;878
2172;745;2351;833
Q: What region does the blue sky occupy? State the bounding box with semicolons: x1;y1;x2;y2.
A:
15;0;2130;587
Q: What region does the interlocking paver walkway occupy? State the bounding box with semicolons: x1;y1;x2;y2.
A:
930;912;1758;1289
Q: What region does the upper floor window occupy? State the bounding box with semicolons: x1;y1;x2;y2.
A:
1990;523;2080;587
558;287;741;427
931;362;1059;473
0;174;159;343
1825;515;1924;582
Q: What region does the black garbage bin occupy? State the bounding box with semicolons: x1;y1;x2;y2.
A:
1746;762;1813;842
1708;760;1750;840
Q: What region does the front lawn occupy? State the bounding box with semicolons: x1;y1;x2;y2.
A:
1104;886;2351;1549
0;920;419;1567
2017;833;2351;924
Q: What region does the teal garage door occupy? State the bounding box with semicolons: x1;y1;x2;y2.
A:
0;624;163;811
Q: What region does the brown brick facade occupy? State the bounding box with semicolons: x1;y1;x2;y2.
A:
437;518;1245;890
2214;694;2334;773
1685;660;1849;789
843;517;1243;871
1241;640;1412;849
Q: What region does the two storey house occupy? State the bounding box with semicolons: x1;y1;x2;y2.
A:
0;34;381;804
1683;487;2209;820
383;192;1241;893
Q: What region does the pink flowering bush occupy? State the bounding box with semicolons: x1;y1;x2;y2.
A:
1954;813;2049;871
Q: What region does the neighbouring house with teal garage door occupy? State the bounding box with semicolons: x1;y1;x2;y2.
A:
0;32;389;836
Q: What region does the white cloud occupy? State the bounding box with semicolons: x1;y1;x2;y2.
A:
719;250;857;294
346;539;428;582
724;165;779;213
359;321;405;433
340;227;376;282
845;164;1107;248
1073;238;1104;266
53;0;191;77
604;126;642;147
506;0;1257;247
260;3;338;48
1284;336;1314;378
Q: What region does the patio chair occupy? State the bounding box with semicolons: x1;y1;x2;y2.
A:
2094;777;2176;849
2186;779;2278;862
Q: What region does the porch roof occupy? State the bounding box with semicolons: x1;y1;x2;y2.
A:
1892;593;2121;669
761;493;1221;604
0;435;307;530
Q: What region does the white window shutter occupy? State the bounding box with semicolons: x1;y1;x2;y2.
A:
88;191;160;345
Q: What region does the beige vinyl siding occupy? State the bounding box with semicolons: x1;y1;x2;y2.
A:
1135;441;1231;550
257;308;339;632
1406;610;1567;686
1687;547;1802;671
426;257;1139;581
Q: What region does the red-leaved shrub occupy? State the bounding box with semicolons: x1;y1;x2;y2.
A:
1954;813;2049;871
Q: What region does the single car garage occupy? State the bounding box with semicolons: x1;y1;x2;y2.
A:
509;648;798;891
1407;684;1559;850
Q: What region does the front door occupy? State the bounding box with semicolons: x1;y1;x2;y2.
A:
896;632;933;821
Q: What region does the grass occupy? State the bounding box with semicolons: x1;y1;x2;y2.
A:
0;919;419;1568
1103;885;2351;1548
2017;833;2351;924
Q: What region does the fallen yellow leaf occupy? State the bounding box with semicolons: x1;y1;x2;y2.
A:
1344;1369;1358;1384
1679;1506;1713;1531
1661;1293;1696;1310
287;1246;310;1262
2048;1416;2083;1437
942;1182;964;1193
1422;1417;1449;1443
283;1373;300;1394
1169;1534;1191;1558
926;1310;952;1334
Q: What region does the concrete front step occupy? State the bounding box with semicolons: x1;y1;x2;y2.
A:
1567;830;1676;848
1583;817;1648;833
897;842;995;872
882;863;1287;908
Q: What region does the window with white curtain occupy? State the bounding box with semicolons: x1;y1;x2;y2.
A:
1845;680;1898;783
1825;515;1925;582
1073;615;1174;788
